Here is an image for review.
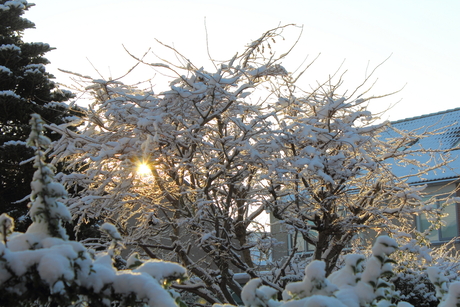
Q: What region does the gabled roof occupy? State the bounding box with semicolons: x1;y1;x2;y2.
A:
383;108;460;184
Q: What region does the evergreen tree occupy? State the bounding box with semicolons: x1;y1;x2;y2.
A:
0;0;79;230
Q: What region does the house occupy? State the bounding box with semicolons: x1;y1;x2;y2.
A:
386;108;460;243
271;108;460;261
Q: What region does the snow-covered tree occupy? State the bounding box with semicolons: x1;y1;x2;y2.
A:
0;0;80;230
47;25;454;304
0;114;188;307
48;26;295;305
2;115;458;306
264;73;455;274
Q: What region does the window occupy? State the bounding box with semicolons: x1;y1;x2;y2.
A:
417;195;459;242
288;231;316;254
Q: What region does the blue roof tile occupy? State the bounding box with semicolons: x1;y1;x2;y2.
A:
384;108;460;184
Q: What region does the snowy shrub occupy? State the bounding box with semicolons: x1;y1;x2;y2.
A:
228;236;460;307
228;236;402;307
437;282;460;307
392;237;437;307
282;260;338;300
393;266;437;307
0;114;187;307
390;234;460;307
241;278;280;307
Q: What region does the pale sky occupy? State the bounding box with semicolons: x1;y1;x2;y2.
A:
23;0;460;121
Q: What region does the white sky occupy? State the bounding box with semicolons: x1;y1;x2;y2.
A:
23;0;460;121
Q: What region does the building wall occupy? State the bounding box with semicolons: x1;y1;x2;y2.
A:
416;181;460;244
270;213;290;261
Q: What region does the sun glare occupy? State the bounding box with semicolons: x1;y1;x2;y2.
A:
137;162;152;177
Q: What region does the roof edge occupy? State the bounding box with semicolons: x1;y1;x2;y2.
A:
391;107;460;124
409;176;460;186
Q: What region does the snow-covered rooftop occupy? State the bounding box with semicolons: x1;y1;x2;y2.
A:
384;107;460;184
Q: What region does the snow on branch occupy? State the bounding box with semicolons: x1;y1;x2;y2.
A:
0;114;188;307
46;24;458;305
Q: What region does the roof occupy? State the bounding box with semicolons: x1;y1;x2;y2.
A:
383;108;460;184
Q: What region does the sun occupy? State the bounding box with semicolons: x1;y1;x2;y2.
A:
137;162;152;177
